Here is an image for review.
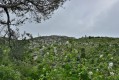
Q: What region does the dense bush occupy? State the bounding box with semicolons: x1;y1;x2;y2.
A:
0;65;21;80
0;36;119;80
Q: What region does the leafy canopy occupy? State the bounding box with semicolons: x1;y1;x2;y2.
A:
0;0;67;25
0;0;68;45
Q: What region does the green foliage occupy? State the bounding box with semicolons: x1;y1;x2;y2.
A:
0;36;119;80
0;65;21;80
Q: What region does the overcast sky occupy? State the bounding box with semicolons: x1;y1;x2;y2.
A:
19;0;119;38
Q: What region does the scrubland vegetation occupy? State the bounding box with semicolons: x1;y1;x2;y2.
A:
0;36;119;80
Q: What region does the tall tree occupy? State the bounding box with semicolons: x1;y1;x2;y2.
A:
0;0;67;44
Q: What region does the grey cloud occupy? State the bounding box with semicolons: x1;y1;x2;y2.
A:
89;1;119;37
19;0;119;38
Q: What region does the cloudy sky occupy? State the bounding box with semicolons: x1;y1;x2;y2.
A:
19;0;119;38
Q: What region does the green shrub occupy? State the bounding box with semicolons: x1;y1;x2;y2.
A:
0;65;21;80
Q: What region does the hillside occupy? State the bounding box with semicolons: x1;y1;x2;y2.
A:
0;36;119;80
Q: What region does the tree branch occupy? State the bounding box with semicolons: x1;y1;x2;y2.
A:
0;2;23;8
3;7;11;46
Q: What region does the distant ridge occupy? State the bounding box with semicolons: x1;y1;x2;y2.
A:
34;35;75;39
0;35;119;41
